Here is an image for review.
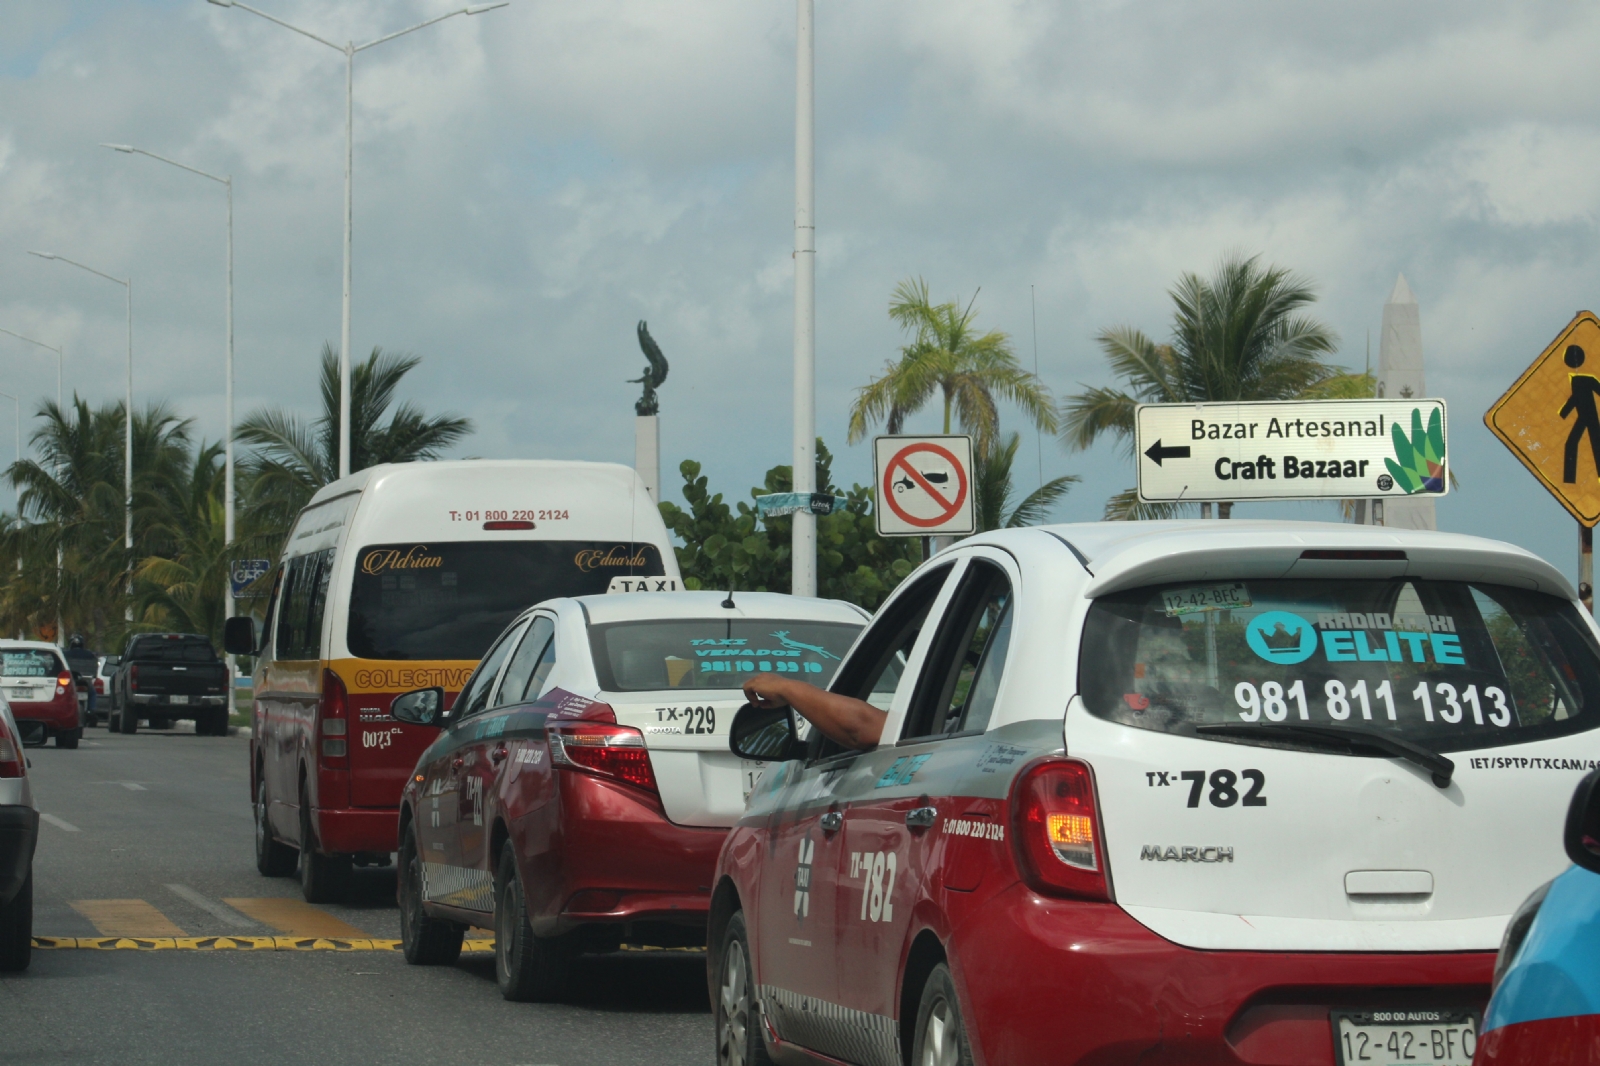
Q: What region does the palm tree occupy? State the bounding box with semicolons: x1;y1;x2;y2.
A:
1060;253;1364;519
238;345;472;554
972;432;1080;532
848;278;1057;449
133;442;233;643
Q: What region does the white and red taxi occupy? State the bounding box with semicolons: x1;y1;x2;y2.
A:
389;588;870;1001
713;521;1600;1066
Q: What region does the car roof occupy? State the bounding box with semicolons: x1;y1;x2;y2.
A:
560;590;871;626
948;520;1576;600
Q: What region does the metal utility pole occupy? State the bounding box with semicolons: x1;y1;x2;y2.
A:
790;0;817;597
29;251;132;622
0;328;63;643
102;144;236;636
207;0;508;479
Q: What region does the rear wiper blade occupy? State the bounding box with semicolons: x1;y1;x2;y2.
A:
1195;722;1454;789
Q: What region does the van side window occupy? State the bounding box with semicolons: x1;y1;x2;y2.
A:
277;556;313;661
493;616;554;709
813;564;953;759
259;566;284;659
903;561;1013;740
456;621;528;720
304;549;335;659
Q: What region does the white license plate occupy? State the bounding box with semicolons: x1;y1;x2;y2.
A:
1161;581;1251;616
10;687;33;698
169;695;189;705
740;759;767;805
1333;1011;1477;1066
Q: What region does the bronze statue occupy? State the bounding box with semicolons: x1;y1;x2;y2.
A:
629;321;669;416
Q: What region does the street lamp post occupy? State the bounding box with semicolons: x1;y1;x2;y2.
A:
29;251;133;623
0;389;19;639
206;0;508;479
0;328;64;644
791;0;817;597
102;144;236;651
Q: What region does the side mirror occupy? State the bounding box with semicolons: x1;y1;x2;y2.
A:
728;702;807;762
391;687;445;727
1565;768;1600;874
223;616;258;657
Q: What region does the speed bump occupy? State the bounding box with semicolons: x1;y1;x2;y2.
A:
33;936;495;952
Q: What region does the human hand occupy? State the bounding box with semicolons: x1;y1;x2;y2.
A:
743;674;790;709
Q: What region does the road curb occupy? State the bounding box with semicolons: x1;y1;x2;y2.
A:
32;936;495;952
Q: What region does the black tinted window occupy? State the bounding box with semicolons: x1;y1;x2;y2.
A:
347;541;664;662
1080;578;1600;753
128;638;218;663
589;620;862;692
275;550;333;661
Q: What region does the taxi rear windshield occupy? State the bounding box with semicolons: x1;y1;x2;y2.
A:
1079;578;1600;753
348;541;664;661
0;650;64;677
589;620;863;692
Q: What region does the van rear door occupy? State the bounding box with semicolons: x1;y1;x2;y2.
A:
589;617;866;827
1072;575;1600;952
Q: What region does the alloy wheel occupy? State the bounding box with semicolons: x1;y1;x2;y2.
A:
717;940;749;1066
920;997;961;1066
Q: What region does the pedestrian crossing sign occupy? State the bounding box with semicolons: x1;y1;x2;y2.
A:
1486;310;1600;526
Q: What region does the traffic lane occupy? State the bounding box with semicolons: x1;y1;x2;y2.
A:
23;727;403;939
1;948;712;1066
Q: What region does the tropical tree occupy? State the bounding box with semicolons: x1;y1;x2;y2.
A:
1060;253;1365;519
848;278;1057;449
238;345;472;555
972;432;1080;532
132;442;233;643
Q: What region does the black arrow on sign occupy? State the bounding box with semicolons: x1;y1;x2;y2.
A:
1143;440;1192;466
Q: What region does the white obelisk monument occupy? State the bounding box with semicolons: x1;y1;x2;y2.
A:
1374;273;1436;530
636;414;659;504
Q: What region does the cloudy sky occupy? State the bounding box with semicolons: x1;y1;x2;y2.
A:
1;1;1595;578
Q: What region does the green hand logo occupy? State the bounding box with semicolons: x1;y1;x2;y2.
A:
1385;407;1445;494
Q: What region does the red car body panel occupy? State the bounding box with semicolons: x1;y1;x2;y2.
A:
1474;1013;1600;1064
11;685;79;735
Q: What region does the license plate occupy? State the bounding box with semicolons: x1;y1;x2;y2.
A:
10;687;33;699
740;759;767;805
1161;581;1251;616
1332;1010;1477;1066
169;695;190;705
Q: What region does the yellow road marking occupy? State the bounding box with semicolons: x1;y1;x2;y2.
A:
70;900;186;937
33;936;496;952
222;898;368;938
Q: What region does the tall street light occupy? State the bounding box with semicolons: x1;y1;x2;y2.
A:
102;143;237;643
791;0;817;597
0;388;19;640
207;0;509;479
29;250;133;622
0;328;65;644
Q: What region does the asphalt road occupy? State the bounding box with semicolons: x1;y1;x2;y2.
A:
0;726;714;1065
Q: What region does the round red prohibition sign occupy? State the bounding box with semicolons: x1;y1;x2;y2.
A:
882;442;969;528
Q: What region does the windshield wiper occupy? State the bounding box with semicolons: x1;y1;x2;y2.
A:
1195;722;1454;789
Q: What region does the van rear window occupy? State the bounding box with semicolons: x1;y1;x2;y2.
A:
347;541;664;662
1080;579;1600;753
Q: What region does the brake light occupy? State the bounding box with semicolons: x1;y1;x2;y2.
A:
549;719;658;795
0;716;20;778
95;679;104;695
319;669;348;767
1009;758;1110;901
130;664;139;691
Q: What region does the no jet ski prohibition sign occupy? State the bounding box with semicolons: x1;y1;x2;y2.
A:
874;435;975;536
1136;399;1450;503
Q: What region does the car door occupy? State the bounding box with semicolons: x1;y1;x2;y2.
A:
452;614;555;910
832;552;1018;1049
417;620;524;906
753;563;954;1063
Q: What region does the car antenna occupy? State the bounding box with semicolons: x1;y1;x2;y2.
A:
722;575;736;610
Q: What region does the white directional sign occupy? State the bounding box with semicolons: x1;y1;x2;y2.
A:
1135;399;1449;503
873;435;975;536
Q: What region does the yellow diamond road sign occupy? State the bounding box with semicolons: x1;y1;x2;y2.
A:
1486;311;1600;526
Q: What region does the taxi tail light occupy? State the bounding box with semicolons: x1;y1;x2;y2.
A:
0;715;20;778
318;669;349;767
1009;758;1110;901
549;721;658;795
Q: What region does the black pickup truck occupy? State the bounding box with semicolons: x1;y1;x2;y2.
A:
109;634;230;736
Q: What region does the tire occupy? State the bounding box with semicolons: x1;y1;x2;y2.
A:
206;709;229;736
715;911;774;1066
118;706;138;734
0;871;32;973
55;729;79;750
494;847;568;1001
254;779;297;877
298;799;351;904
398;824;462;965
910;963;975;1066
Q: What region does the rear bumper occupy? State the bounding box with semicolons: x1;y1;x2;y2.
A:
520;770;727;937
13;698;78;731
130;694;227;708
953;882;1493;1066
314;807;399;855
0;805;38;905
1476;1014;1600;1063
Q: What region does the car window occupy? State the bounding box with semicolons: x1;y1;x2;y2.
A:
587;619;862;691
903;561;1013;740
455;620;527;720
0;650;65;677
493;616;554;708
813;563;953;759
527;633;559;701
1079;577;1600;753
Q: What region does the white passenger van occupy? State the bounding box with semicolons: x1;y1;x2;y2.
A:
227;460;678;902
